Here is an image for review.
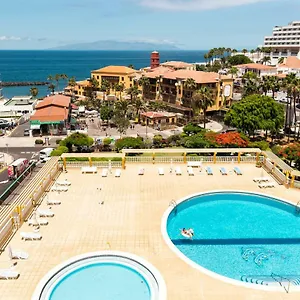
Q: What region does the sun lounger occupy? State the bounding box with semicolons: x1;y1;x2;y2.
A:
8;245;29;260
115;169;121;177
20;232;42;241
56;179;71;186
233;167;243;175
101;168;108;177
0;269;19;279
28;218;48;226
187;161;202;168
187;167;194;176
264;181;276;188
158;167;164;175
37;208;54;217
138;168;145;175
220;167;227;175
206;167;213;175
81;166;97;174
175;167;182;175
253;177;269;183
47;199;61;205
51;186;68;192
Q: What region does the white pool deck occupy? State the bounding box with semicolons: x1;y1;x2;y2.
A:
1;163;300;300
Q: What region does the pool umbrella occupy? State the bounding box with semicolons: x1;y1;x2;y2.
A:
31;212;39;227
7;245;13;260
108;160;112;174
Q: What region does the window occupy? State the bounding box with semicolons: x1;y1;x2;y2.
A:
130;84;132;87
121;77;124;81
130;78;132;82
97;76;99;79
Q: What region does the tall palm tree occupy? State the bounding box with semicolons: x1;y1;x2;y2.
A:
30;87;39;98
48;83;56;94
191;87;215;129
115;99;129;117
132;98;146;120
54;74;61;92
60;74;68;90
228;67;238;79
100;80;111;101
242;49;248;55
261;56;271;65
138;76;150;99
259;76;272;95
86;77;100;110
127;85;140;102
278;57;284;64
68;76;76;100
115;83;125;99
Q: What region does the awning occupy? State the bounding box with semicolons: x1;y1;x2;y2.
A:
30;124;40;130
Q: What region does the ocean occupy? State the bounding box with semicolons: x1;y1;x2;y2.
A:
0;50;206;99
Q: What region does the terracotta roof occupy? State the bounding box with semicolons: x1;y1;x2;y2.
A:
30;106;68;122
141;111;176;118
236;63;276;70
161;61;194;68
36;95;70;109
145;69;230;83
278;57;300;69
91;66;137;74
77;80;90;86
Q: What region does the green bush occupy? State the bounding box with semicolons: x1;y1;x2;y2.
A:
35;139;43;145
64;157;122;162
183;123;203;136
50;146;69;156
248;141;269;150
103;138;112;146
115;137;145;152
56;139;62;145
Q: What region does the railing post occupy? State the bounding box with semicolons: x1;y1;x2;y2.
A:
183;152;187;164
89;157;92;167
291;175;295;188
152;152;155;164
213;152;217;164
256;152;260;163
238;152;241;163
122;157;126;170
63;157;67;171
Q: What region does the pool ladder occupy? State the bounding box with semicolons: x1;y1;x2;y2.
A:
295;201;300;214
169;200;177;208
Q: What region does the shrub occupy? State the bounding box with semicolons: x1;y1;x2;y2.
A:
56;139;62;145
103;138;112;146
248;141;269;150
183;123;203;136
153;135;163;148
35;139;43;145
115;137;144;152
215;132;248;148
50;146;69;156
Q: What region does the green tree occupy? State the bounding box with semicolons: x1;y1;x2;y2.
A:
113;112;130;137
115;137;144;152
54;74;61;91
138;76;150;99
227;54;252;66
261;56;271;65
127;85;140;102
30;87;39;98
128;64;135;69
224;94;284;137
100;105;114;122
115;82;125;100
60;133;94;152
68;76;77;101
228;67;238;78
100;80;111;101
278;57;284;64
132;98;145;120
191;87;215;129
85;77;100;111
48;83;56;94
183;123;203;135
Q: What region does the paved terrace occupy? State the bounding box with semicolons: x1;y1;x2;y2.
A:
1;163;300;300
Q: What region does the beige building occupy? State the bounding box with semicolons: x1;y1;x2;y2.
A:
160;61;196;71
91;66;138;92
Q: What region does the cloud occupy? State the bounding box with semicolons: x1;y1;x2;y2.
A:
137;0;272;11
0;36;22;41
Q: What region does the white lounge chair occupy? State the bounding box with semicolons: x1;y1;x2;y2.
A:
8;245;29;260
158;167;164;175
175;167;182;175
56;179;71;186
81;166;97;174
115;169;121;177
28;218;48;226
233;166;243;175
265;181;276;188
253;177;270;183
101;168;108;177
20;232;42;241
0;269;19;279
37;208;54;217
187;167;194;176
51;186;68;192
47;199;61;205
220;167;227;175
206;167;213;175
138;168;145;175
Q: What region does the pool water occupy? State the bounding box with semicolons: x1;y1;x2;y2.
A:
49;262;151;300
167;192;300;283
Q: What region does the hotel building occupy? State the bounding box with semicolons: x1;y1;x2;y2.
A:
264;21;300;61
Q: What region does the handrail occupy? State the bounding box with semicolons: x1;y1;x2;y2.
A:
271;273;292;293
296;201;300;214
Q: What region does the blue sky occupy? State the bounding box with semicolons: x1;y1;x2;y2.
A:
0;0;299;50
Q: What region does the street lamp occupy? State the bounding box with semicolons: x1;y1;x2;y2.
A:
5;143;8;155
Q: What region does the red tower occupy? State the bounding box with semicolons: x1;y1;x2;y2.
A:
150;51;160;69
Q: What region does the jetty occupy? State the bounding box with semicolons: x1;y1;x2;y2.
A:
0;81;49;87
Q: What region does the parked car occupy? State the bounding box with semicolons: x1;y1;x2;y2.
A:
24;129;30;136
0;119;9;129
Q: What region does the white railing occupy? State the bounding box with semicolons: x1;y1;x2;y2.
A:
240;156;257;163
126;156;153;163
187;156;213;162
294;180;300;189
273;167;287;183
155;156;183;163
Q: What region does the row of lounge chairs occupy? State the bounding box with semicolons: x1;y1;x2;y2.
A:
254;177;276;188
81;167;121;177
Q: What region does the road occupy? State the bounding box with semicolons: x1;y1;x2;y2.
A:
10;121;30;137
0;147;41;196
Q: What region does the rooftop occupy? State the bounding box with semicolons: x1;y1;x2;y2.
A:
236;63;276;71
161;61;194;69
35;95;70;109
1;163;300;299
30;106;69;122
278;57;300;69
92;65;138;74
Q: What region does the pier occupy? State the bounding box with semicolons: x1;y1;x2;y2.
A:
0;81;49;87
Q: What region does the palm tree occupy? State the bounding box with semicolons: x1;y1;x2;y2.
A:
86;77;100;110
30;87;39;98
128;64;135;69
60;74;68;90
261;56;271;65
68;76;76;100
48;83;56;94
115;83;125;99
54;74;61;92
138;76;150;99
228;67;238;79
191;87;214;129
232;49;238;55
259;76;272;95
100;80;111;101
242;49;248;55
132;98;146;120
115;99;129;117
278;57;284;64
127;85;140;102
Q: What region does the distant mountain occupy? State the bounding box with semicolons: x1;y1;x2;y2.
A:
49;40;180;51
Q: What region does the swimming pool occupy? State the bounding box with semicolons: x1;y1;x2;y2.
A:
32;251;167;300
163;191;300;290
